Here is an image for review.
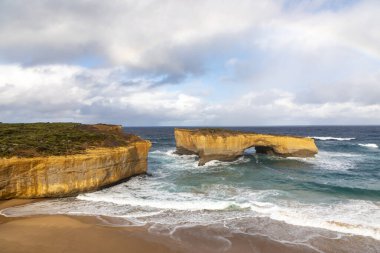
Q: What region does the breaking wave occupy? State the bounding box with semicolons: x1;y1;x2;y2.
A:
309;136;355;141
358;143;378;149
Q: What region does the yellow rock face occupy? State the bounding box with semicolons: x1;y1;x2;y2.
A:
175;128;318;166
0;141;151;199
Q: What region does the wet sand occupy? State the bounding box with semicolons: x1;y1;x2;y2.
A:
0;215;182;253
0;200;379;253
0;199;181;253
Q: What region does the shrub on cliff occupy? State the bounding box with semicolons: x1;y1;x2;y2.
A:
0;123;139;158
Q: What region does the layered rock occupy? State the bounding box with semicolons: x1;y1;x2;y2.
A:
175;128;318;166
0;125;151;199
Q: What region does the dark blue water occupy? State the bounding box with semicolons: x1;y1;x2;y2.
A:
2;126;380;241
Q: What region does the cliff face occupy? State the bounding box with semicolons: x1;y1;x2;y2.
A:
175;128;318;166
0;125;151;199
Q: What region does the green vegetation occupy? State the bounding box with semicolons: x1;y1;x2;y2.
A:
195;128;249;136
191;128;300;138
198;128;245;134
0;123;140;158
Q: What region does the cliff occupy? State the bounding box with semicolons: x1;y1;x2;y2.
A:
0;123;151;199
175;128;318;166
0;122;141;158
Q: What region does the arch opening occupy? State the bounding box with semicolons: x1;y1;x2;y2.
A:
243;145;276;156
254;146;276;155
244;146;256;155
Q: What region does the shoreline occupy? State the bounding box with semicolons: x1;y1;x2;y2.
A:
0;200;182;253
1;200;379;253
0;214;319;253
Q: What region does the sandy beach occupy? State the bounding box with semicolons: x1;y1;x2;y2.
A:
1;200;379;253
0;200;181;253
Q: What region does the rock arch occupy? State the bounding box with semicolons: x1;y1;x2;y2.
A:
174;128;318;166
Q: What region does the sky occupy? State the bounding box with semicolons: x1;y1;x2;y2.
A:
1;0;380;126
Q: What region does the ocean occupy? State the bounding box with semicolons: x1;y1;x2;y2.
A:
2;126;380;251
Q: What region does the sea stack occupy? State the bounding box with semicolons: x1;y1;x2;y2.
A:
0;123;151;199
175;128;318;166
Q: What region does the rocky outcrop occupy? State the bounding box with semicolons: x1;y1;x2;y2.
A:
175;128;318;166
91;123;123;133
0;129;151;199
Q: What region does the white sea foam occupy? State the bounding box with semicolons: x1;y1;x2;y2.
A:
78;179;253;211
151;149;197;159
286;151;363;171
358;143;378;148
77;194;250;211
151;149;250;169
286;157;314;162
309;136;355;141
261;199;380;240
201;157;250;168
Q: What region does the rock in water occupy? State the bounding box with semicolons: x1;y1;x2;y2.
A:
174;128;318;166
0;123;151;199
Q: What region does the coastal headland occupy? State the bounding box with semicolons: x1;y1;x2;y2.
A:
0;123;151;199
175;128;318;165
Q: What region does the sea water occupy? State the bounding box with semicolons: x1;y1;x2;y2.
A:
2;126;380;244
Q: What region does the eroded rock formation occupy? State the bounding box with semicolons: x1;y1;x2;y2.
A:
175;128;318;166
0;125;151;199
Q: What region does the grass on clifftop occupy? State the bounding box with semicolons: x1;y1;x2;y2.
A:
0;123;141;158
177;128;303;138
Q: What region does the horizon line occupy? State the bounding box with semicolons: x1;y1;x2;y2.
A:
123;124;380;127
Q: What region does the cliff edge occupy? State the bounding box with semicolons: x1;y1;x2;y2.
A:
175;128;318;166
0;123;151;199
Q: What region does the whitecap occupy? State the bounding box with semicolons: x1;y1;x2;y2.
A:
201;157;250;168
358;143;378;149
150;149;197;159
308;136;355;141
286;151;363;171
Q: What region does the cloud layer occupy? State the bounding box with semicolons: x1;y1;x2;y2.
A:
0;0;379;125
